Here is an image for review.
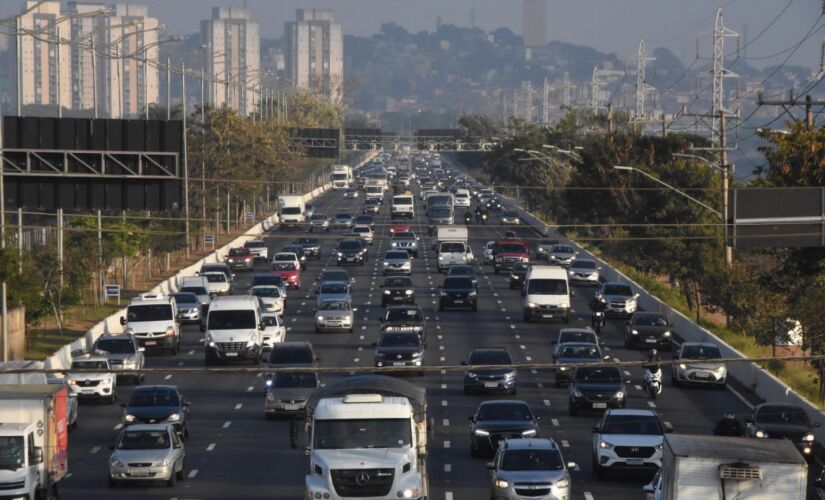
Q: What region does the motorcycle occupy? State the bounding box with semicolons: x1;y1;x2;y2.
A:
481;213;488;225
464;214;472;225
591;311;605;334
643;366;663;399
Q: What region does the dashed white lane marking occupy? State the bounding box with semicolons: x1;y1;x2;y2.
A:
442;419;450;427
613;357;620;362
439;345;445;351
358;346;363;352
164;374;173;380
65;473;72;479
551;418;560;427
509;324;516;329
234;403;243;410
90;446;101;454
222;421;232;429
440;356;446;362
441;400;448;407
623;370;631;376
634;385;643;391
301;302;306;306
177;361;184;366
664;421;672;428
584;493;595;500
188;350;195;355
247;386;254;392
505;316;511;320
530;369;537;374
443;440;451;448
256;372;263;378
359;335;365;340
561;440;570;447
444;464;452;472
354;358;360;363
647;401;657;408
446;493;454;500
113;423;123;430
543;400;551;407
525;357;532;362
441;383;447;389
188;469;199;479
206;443;216;451
519;344;526;349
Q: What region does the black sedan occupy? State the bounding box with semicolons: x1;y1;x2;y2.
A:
447;265;478;288
121;385;190;438
293;237;322;259
745;404;821;461
336;239;367;265
462;348;517;395
381;276;416;306
624;312;673;350
438;276;477;311
509;262;530;289
469;400;539;457
373;331;425;375
568;366;626;416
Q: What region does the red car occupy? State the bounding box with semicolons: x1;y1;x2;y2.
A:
271;261;301;289
226;247;254;271
389;224;411;235
493;239;530;275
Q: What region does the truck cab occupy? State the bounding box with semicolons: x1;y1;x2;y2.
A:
305;376;428;500
279;195;306;227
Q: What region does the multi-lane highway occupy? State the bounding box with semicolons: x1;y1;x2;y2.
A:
60;167;757;500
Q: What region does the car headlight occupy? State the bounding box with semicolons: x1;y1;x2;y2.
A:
68;379;77;385
469;291;477;297
405;289;414;295
679;363;687;370
466;372;477;379
663;331;671;337
474;429;490;436
755;429;769;438
412;351;423;358
168;413;181;422
391;242;398;247
631;329;639;335
160;458;171;467
572;388;583;397
124;328;135;335
337;252;343;257
439;290;447;296
521;429;537;437
494;478;509;489
527;302;537;308
599;440;613;449
384;290;391;295
399;488;419;499
317;316;325;321
614;391;625;399
803;433;815;442
265;378;273;387
111;459;126;468
124;414;135;423
559;366;568;371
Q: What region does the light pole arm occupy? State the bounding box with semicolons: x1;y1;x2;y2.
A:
613;166;722;219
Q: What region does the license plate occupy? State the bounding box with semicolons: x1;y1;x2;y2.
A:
81;389;95;394
645;338;656;343
695;372;710;378
225;352;238;357
393;362;407;366
542;314;556;318
592;402;607;409
129;470;151;477
626;458;644;466
484;382;498;388
393;297;404;301
453;300;463;304
145;341;157;346
282;404;300;411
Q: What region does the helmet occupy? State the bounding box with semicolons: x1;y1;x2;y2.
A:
724;411;736;420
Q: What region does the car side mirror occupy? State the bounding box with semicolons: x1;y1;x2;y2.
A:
486;462;495;470
138;347;145;353
642;485;655;494
634;293;640;299
119;317;126;326
183;401;191;407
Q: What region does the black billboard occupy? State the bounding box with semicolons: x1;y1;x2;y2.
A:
729;187;825;248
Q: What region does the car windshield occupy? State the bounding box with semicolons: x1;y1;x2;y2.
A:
127;304;173;322
503;211;518;217
681;345;722;360
634;314;668;327
339;241;361;250
321;272;349;282
572;260;597;269
71;360;108;370
252;287;281;298
180;286;208;296
204;274;227;284
501;449;563;471
313;419;412;449
262;316;280;327
269;346;313;364
335;214;352;220
0;437;24;470
385;252;409;260
449;267;473;276
229;248;248;256
498;243;526;253
394;232;415;239
755;406;810;426
201;265;228;275
559;331;596;344
552;246;574;254
208;310;257;330
560;345;601;359
603;284;633;296
95;339;135;354
129;390;179;407
478;403;532;421
379;332;420;347
603;415;663;435
574;367;621;383
281;207;301;215
275;253;297;261
253;276;284;287
273;372;318;388
527;279;568;295
321;284;348;294
468;350;512;365
353;227;371;234
385;277;412;287
117;430;171;450
311;214;327;221
320;301;350;311
443;277;473;289
272;262;297;271
385;308;423;322
172;293;198;304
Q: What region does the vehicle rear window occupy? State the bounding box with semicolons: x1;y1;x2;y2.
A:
269;346;313;364
574;367;620;383
572;260;597;269
385;308;422;322
252;275;284;287
501;450;563;471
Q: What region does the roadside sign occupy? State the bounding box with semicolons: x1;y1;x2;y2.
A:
203;234;215;250
104;284;121;305
245;212;254;222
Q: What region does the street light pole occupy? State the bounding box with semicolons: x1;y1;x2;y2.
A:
181;63;190;258
613;165;722;218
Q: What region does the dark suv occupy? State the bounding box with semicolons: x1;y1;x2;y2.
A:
462;348;517;395
745;404;821;461
568;366;626;416
469;400;539;457
439;276;477;311
381;276;416;305
336;239;367;265
624;312;673;350
381;305;426;341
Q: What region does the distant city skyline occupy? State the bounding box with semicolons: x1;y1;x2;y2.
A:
1;0;819;70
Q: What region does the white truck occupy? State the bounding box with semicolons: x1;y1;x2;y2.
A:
0;384;70;500
331;165;353;189
278;195;306;228
434;226;472;272
391;192;415;219
644;434;807;500
304;375;428;500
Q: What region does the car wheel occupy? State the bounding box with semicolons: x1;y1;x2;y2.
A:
171;341;179;356
348;328;353;333
509;387;517;396
595;462;607;480
314;326;321;333
470;446;482;459
718;382;727;390
108;477;118;488
252;355;261;366
109;390;117;405
176;464;185;481
563;315;570;324
166;470;176;487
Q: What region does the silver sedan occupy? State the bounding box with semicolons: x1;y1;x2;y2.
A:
315;300;356;333
108;424;185;488
382;250;412;276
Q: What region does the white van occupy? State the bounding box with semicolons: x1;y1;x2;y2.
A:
120;293;181;354
204;296;264;365
522;266;571;323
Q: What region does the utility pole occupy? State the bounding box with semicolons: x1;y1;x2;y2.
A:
607;103;614;134
757;91;825;154
562;72;571;109
635;39;655;119
181;63;190;258
166;57;172;120
720;112;732;267
57;209;64;288
542;78;550;125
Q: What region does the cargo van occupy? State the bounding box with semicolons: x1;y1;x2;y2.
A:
120;293;181;354
204;296;264;365
522;266;571;323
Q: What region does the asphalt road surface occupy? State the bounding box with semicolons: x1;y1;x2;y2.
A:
61;178;765;500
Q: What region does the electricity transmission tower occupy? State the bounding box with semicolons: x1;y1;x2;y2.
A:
635;39;655;119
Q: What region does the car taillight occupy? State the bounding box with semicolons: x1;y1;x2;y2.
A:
245;257;252;262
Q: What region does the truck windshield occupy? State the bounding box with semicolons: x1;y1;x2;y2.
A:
281;207;301;215
394;197;413;204
95;339;136;354
332;173;348;180
429;208;452;218
313;419;412;449
527;279;568;295
501;449;563;471
440;243;465;253
208;310;257;330
0;437;24;469
127;304;173;322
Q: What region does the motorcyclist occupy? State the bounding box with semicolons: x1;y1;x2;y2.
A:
464;210;473;224
713;411;745;437
589;296;607;331
643;348;662;372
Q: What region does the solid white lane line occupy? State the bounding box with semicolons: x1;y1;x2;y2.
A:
90;446;101;454
187;469;199;479
206;443;216;451
222;421;232;429
551;419;560;427
234;403;243;410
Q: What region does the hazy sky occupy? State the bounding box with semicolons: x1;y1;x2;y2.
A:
2;0;821;69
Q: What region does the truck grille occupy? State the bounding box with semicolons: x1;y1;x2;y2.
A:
514;484;552;497
217;342;246;352
0;480;25;490
331;468;395;497
615;446;655;458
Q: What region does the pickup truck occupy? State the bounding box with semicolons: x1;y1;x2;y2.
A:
492;239;530;275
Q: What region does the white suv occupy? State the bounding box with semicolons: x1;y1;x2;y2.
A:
591;409;671;479
68;355;117;403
